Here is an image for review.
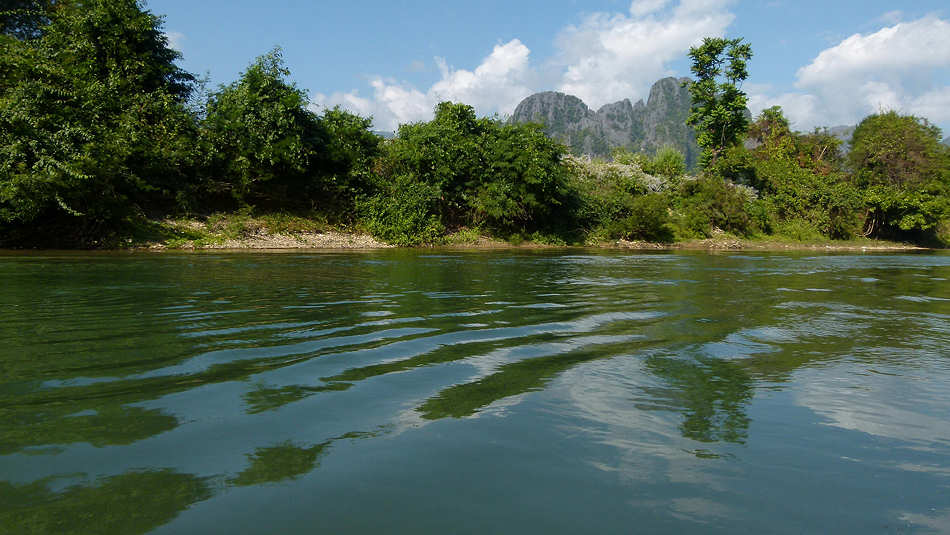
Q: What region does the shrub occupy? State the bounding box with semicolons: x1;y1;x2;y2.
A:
674;176;754;237
648;146;688;181
607;193;674;242
774;219;825;242
359;174;443;246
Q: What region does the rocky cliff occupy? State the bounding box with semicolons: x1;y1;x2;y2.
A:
510;77;700;168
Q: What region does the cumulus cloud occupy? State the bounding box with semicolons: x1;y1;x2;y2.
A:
313;0;736;130
555;0;734;108
312;39;535;130
750;16;950;129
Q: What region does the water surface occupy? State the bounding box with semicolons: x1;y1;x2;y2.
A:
1;250;949;534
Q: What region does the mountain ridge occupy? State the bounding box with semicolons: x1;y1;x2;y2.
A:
511;77;700;167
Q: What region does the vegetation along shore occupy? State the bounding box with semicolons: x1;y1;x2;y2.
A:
2;2;948;250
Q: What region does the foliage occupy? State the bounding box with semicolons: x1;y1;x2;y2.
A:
0;0;197;243
201;48;327;207
772;218;826;242
606;193;674;242
705;145;756;187
648;145;688;180
685;37;753;167
318;106;382;215
376;102;574;235
564;154;653;231
358;174;444;246
746;106;862;239
672;176;756;237
0;0;52;40
849;111;950;238
850;111;944;189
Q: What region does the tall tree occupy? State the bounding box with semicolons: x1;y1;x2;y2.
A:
849;111;950;238
685;37;752;168
201;48;327;207
0;0;196;241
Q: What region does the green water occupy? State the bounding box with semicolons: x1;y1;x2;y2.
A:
1;250;949;534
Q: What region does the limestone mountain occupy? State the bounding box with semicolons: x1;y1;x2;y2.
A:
510;77;700;168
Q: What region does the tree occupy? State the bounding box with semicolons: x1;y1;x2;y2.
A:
685;37;752;168
0;0;197;242
374;102;573;233
747;106;861;238
849;111;944;189
202;48;327;207
849;111;950;238
317;106;382;215
0;0;54;40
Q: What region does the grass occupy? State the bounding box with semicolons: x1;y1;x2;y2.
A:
113;209;942;251
129;211;332;249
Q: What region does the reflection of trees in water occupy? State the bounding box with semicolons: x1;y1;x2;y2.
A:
0;470;211;535
0;405;177;455
229;431;379;487
230;441;332;486
418;338;655;420
0;429;381;534
638;356;753;444
243;382;351;414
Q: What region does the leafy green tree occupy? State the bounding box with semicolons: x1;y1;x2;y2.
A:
375;102;573;235
747;106;861;238
475;121;572;230
849;111;944;189
380;102;486;223
317;106;382;215
0;0;197;243
849;111;950;239
685;37;753;168
201;48;327;207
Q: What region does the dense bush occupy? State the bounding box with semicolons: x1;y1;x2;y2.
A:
375;102;575;235
566;155;652;229
358;174;443;246
606;193;674;242
672;176;756;237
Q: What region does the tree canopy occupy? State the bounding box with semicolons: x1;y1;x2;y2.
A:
685;37;753;168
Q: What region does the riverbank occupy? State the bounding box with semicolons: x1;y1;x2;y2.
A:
132;215;929;252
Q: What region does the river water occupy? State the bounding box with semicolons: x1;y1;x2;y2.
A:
1;250;949;534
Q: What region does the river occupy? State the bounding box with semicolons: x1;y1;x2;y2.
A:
1;250;948;534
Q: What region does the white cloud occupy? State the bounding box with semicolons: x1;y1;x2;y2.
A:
312;40;536;130
907;87;950;124
429;39;534;116
751;16;950;130
878;10;903;25
555;0;734;108
313;0;737;130
629;0;671;17
310;90;374;118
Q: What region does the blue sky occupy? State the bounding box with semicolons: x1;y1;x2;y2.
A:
152;0;950;134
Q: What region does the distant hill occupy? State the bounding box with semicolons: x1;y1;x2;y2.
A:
943;136;949;147
510;77;701;168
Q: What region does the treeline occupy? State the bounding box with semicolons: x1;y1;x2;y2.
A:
1;1;948;248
